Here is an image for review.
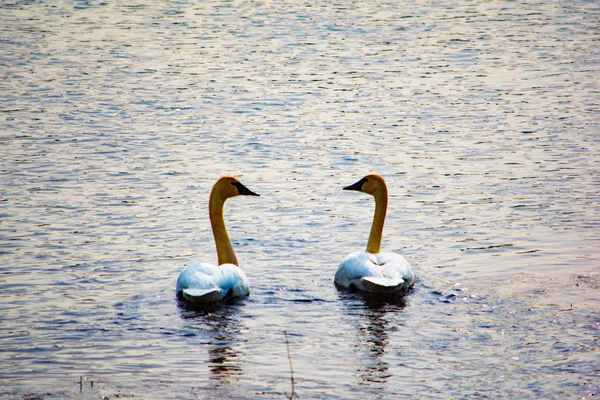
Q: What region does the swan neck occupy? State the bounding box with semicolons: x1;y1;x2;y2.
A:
366;188;387;254
209;190;239;266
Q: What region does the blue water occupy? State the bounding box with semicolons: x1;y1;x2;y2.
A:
1;1;598;398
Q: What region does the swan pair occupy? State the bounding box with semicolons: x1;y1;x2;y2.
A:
176;175;414;304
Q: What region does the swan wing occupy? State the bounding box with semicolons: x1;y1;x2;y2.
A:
335;251;413;293
361;276;406;293
376;252;414;288
335;251;380;289
218;264;251;298
181;287;226;303
176;262;250;304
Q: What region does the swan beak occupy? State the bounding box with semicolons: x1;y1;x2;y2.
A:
232;181;260;196
343;177;367;192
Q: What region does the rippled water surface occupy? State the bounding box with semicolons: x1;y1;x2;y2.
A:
1;1;599;399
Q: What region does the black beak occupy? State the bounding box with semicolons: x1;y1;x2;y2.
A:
343;177;367;192
232;181;260;196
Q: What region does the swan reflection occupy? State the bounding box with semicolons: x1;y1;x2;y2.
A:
177;298;246;388
339;290;409;391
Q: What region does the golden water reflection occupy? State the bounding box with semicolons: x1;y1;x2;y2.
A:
339;291;409;391
177;299;246;391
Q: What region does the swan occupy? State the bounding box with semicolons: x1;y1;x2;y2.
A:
335;174;414;293
176;176;259;304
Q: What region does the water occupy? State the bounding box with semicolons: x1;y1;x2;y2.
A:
1;0;599;398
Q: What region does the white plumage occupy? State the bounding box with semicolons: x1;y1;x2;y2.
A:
335;251;414;293
176;262;250;304
175;176;258;304
335;174;414;294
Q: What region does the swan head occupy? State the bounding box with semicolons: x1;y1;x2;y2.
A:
214;176;260;199
343;174;386;196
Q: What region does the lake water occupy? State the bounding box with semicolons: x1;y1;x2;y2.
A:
1;0;598;398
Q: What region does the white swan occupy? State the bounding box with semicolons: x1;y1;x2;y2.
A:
335;174;414;293
176;176;259;304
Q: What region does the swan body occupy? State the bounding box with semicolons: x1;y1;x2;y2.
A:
335;251;413;293
176;262;250;303
335;174;414;294
176;176;259;304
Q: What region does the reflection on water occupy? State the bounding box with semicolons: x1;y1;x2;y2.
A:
338;290;409;393
177;299;245;390
1;0;598;398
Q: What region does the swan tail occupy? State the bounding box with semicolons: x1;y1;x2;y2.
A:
359;277;407;293
181;288;225;304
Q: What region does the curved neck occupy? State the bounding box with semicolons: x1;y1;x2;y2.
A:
209;190;238;266
366;187;387;254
